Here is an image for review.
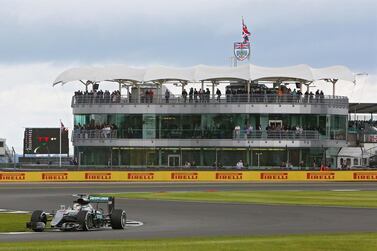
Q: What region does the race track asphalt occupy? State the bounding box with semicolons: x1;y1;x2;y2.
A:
0;182;377;242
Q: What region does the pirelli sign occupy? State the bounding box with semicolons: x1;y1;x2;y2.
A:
353;172;377;180
306;172;335;180
171;172;198;180
216;173;243;180
85;172;112;180
0;173;25;181
42;172;68;181
128;173;154;180
260;172;288;180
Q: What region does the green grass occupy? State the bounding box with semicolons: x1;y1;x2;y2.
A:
0;233;376;251
103;190;377;208
0;213;30;232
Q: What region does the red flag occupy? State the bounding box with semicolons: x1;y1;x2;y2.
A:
242;18;251;43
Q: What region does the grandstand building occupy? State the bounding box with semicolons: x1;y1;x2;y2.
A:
53;64;355;168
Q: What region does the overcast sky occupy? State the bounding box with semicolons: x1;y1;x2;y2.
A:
0;0;376;153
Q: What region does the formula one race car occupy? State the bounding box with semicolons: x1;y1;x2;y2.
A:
26;194;126;232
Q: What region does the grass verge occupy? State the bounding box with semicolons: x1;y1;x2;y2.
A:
0;233;377;251
102;190;377;208
0;213;30;232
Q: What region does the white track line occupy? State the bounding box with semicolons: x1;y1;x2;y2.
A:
0;232;34;235
331;189;360;191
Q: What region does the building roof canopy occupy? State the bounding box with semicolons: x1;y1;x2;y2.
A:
349;103;377;114
53;64;355;86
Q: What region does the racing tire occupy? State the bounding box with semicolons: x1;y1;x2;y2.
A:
30;210;47;232
77;211;93;231
110;209;127;229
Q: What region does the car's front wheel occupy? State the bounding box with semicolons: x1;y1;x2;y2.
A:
30;210;47;232
111;209;127;229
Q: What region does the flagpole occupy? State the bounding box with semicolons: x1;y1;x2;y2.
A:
59;119;62;168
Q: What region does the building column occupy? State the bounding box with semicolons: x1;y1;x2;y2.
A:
200;148;204;166
247;80;251;102
125;86;129;102
158;148;162;166
250;149;253;168
137;84;141;103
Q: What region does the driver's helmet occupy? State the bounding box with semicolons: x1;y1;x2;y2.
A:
73;203;81;210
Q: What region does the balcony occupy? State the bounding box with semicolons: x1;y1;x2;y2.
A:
71;93;348;107
71;93;349;116
72;129;346;149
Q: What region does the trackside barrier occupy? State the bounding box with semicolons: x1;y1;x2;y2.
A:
0;171;376;182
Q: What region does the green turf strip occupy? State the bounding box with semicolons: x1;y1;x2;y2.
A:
0;213;30;232
103;190;377;208
0;233;376;251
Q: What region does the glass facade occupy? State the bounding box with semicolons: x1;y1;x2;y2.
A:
75;146;336;168
74;113;347;140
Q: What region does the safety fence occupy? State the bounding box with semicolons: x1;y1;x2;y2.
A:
0;171;376;182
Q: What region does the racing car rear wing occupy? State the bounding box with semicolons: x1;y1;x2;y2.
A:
89;195;115;213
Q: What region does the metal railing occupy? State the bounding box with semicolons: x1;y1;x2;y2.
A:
71;93;348;107
72;129;323;141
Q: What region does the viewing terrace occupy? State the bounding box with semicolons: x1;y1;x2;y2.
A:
71;92;348;107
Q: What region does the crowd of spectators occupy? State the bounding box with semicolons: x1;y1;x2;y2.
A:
74;123;118;138
73;85;328;105
349;120;377;132
74;90;121;104
233;123;318;139
225;86;325;103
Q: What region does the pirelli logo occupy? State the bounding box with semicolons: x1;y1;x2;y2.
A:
306;172;335;180
0;173;25;181
353;172;377;180
42;173;68;180
215;173;243;180
260;172;288;180
171;172;198;180
128;173;154;180
85;172;112;180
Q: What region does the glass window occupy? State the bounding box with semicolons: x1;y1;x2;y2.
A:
331;115;347;140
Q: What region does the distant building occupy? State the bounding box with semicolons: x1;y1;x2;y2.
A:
0;138;13;163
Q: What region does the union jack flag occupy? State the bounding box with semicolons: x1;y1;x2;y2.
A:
60;121;68;132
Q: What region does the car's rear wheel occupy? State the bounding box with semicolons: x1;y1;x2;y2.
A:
77;211;93;231
30;210;47;232
111;209;127;229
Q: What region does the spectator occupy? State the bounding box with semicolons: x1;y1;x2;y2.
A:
236;160;244;169
189;87;193;103
182;88;188;103
234;125;241;138
165;89;170;103
216;88;221;102
194;88;198;102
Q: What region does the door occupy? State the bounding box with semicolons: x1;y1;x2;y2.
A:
168;154;180;167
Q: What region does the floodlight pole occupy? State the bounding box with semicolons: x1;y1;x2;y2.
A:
59;120;62;168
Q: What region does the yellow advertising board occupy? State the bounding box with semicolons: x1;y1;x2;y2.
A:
0;171;376;182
